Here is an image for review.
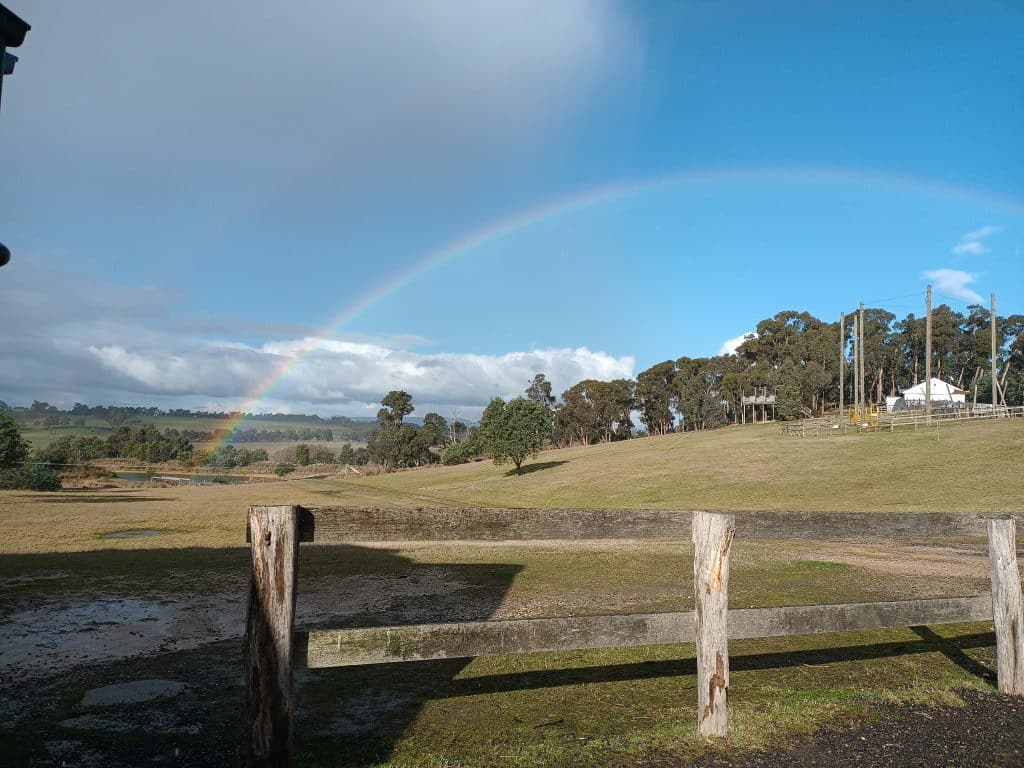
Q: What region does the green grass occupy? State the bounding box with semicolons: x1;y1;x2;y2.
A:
0;538;999;766
1;419;1020;765
339;419;1023;512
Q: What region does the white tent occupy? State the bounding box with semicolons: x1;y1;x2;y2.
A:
899;377;966;406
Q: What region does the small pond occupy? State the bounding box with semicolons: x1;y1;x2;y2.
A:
115;472;248;485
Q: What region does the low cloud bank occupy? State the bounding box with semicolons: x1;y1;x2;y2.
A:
1;261;632;416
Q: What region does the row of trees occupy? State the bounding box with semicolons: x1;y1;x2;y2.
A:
226;427;336;443
364;389;550;475
39;426;195;465
0;401;379;442
365;297;1022;472
365;391;467;471
531;305;1023;443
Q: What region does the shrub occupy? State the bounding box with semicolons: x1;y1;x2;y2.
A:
275;462;294;477
310;446;336;464
0;465;62;491
440;435;483;466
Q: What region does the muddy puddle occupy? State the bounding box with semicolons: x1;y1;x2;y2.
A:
0;567;486;683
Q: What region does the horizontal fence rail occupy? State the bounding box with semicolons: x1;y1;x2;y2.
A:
305;595;993;668
244;505;1022;764
787;405;1024;436
246;506;1022;544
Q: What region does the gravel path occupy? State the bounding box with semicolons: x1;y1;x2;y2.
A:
691;689;1024;768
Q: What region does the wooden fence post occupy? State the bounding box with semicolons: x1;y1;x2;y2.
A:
246;505;300;766
987;515;1024;695
693;510;735;738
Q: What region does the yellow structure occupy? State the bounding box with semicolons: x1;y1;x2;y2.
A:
847;404;880;427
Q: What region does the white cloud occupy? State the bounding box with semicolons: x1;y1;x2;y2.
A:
0;260;633;416
718;333;754;356
951;224;1001;256
85;340;634;415
963;225;1002;241
922;268;983;304
951;241;986;256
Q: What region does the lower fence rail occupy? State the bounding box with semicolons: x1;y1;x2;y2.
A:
244;506;1021;765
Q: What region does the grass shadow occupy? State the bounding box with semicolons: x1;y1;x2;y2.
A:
503;460;568;477
28;494;175;504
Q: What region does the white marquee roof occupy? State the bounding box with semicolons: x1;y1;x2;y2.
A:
901;377;966;397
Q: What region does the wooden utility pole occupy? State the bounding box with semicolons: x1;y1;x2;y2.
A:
925;285;933;418
838;312;845;420
852;312;860;422
858;302;866;420
992;292;999;409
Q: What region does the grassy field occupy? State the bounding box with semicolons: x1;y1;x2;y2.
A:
0;419;1021;765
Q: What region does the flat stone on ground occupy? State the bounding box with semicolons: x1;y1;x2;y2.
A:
81;679;187;707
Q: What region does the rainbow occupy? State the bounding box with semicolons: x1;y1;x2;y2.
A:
209;164;1024;449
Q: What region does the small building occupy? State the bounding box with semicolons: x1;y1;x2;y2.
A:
887;378;966;411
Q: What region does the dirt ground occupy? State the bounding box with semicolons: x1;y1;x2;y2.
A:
0;539;993;681
0;535;1002;766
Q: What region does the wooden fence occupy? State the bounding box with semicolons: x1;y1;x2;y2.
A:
244;506;1024;764
781;405;1024;437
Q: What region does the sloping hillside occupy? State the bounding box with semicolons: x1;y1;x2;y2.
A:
339;420;1022;512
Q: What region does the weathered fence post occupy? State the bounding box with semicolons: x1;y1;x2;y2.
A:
693;510;735;738
246;505;300;766
987;515;1024;695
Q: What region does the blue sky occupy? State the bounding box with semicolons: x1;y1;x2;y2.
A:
2;1;1022;417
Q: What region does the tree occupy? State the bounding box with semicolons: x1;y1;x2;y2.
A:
556;381;601;446
0;413;30;469
378;390;414;425
368;391;417;471
294;444;310;466
635;361;677;435
525;373;556;411
775;382;803;421
479;397;551;475
420;412;448;448
367;422;404;472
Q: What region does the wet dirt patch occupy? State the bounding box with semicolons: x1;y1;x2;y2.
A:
0;595;243;680
317;690;413;735
0;567;490;682
60;711;202;735
81;679;188;706
0;571;69;587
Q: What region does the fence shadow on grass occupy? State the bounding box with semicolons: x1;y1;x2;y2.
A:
0;542;999;768
301;623;995;765
424;630;996;698
911;625;995;682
